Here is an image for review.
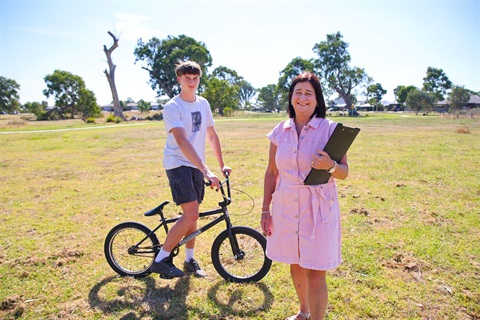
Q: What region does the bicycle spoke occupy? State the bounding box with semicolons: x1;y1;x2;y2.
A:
212;227;271;283
105;223;159;278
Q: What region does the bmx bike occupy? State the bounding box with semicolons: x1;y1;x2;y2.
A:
104;173;272;283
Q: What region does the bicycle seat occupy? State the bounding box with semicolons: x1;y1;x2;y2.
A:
144;201;170;217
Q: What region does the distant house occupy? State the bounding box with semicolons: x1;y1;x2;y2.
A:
435;95;480;112
463;95;480;108
126;102;138;111
434;100;449;113
356;103;373;112
327;98;348;111
151;102;162;110
102;104;114;112
380;100;403;112
103;101;163;112
328;98;347;108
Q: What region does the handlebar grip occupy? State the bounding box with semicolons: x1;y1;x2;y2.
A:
204;171;228;186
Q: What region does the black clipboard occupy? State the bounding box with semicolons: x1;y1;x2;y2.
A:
304;123;360;185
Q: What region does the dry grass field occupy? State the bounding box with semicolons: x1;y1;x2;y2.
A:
0;112;479;319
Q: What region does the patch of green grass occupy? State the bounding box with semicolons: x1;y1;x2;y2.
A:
0;113;479;319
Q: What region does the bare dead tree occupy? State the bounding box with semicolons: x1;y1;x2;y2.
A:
103;31;127;121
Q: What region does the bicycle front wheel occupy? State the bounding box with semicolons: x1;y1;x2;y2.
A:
104;222;160;278
211;226;272;283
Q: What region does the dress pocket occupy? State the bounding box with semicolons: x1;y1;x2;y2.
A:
271;188;283;216
313;183;339;224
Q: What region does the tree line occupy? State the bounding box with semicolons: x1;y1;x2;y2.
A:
1;32;478;119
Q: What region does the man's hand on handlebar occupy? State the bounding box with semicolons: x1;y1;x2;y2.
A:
204;166;231;191
204;170;220;191
221;166;232;177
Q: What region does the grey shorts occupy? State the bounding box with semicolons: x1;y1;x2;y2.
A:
166;166;205;205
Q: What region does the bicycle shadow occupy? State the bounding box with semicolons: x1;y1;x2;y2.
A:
88;275;273;319
203;281;274;319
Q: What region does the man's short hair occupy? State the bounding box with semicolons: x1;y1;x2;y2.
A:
175;61;202;76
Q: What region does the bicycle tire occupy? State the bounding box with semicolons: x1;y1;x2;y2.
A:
104;222;160;278
211;226;272;283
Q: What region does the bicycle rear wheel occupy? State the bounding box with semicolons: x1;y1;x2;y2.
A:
104;222;160;278
211;226;272;283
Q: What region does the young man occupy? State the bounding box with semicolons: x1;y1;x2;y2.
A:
150;60;231;278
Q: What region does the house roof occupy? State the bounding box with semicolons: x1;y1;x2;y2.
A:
468;95;480;104
438;94;480;105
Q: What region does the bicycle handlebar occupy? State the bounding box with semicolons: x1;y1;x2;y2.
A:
203;171;231;206
204;170;230;186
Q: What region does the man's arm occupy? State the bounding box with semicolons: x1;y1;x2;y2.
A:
206;126;231;176
170;127;220;187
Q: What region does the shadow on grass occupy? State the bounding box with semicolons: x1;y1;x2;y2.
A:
204;281;273;319
88;275;190;319
88;275;273;319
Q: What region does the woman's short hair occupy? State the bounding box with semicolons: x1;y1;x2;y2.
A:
287;72;326;118
175;60;202;77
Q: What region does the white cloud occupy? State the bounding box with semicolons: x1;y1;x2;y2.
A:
111;13;157;42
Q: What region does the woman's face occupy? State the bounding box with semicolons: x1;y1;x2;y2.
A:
291;81;317;118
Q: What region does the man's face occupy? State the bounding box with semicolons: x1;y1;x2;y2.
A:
177;74;200;92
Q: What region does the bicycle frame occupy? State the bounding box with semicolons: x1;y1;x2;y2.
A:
138;173;241;257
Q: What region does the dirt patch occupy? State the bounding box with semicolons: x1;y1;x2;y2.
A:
455;125;471;134
0;294;25;318
383;251;428;273
350;207;370;216
53;298;92;320
10;248;84;268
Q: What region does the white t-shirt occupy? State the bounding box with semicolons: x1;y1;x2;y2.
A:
162;95;215;170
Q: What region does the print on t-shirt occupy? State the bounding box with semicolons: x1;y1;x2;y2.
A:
191;111;201;132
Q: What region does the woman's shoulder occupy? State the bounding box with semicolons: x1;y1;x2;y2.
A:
267;119;291;139
325;118;337;126
279;118;294;128
314;117;337;126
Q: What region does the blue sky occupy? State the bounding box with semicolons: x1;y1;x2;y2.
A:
1;0;479;105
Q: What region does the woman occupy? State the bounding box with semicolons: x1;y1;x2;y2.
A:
261;72;349;320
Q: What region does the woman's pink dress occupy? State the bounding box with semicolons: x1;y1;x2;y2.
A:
266;117;342;270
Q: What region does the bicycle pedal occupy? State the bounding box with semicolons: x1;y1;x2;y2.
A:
159;273;174;280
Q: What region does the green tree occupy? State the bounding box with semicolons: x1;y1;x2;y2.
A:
137;99;152;113
447;85;470;115
156;97;169;109
78;88;101;119
0;76;21;114
257;84;281;113
394;85;417;104
202;77;239;116
23;101;47;118
212;66;240;85
43;69;84;118
312;32;372;116
366;83;387;111
406;89;435;115
237;80;256;110
422;67;452;102
134;35;212;98
120;100;127;111
210;66;255;110
277;57;316;111
43;69;99;119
